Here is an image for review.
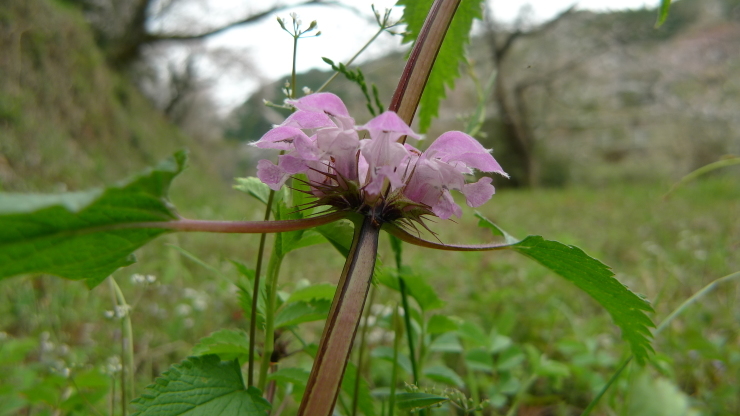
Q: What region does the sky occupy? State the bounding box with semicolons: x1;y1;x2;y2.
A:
164;0;663;110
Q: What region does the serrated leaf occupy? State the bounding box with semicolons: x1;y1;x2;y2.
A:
0;151;186;288
191;329;250;362
423;364;465;388
475;214;655;364
656;0;672;28
274;300;331;328
131;355;270;416
396;392;449;410
510;236;655;364
286;283;336;303
398;0;484;132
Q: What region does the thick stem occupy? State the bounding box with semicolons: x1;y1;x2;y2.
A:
297;217;381;416
388;0;462;127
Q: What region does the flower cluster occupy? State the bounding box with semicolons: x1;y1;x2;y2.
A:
254;93;507;223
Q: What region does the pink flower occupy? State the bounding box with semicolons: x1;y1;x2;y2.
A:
253;93;507;222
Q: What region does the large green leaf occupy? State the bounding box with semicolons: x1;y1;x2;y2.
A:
511;236;654;363
0;151;186;288
131;355;270;416
191;329;251;362
476;214;655;364
398;0;484;132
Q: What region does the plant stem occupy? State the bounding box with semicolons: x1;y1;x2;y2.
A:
109;277;135;415
258;250;283;392
388;304;402;416
132;211;347;234
317;24;387;94
248;189;276;387
298;217;381;416
399;278;419;384
389;0;462;128
352;285;377;416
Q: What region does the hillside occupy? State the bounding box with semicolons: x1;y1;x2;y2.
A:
0;0;224;195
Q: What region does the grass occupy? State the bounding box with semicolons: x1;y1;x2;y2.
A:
0;173;738;415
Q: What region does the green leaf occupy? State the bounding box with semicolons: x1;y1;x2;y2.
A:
395;392;449;410
376;267;445;311
423;364;465;388
191;329;251;362
266;367;309;386
371;346;414;376
0;151;186;288
314;219;355;257
465;348;494;372
286;283;336;303
510;236;655;364
427;314;460;335
475;214;655;364
340;362;377;416
655;0;672;28
131;355;270;416
274;300;331;328
233;176;272;205
398;0;484;132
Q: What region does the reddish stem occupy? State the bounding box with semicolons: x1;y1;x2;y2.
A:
131;211;347;234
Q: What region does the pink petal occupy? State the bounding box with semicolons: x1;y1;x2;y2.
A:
357;111;420;140
432;190;462;219
257;159;289;191
253;126;310;150
462;177;495;207
364;165;404;196
288;93;350;118
427;131;508;176
278;154;308;175
281;110;335;129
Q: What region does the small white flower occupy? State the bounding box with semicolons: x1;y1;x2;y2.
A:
176;304;192;316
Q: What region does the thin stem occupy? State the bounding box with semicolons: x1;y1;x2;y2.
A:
383;222;513;251
292;35;298;98
298;217;381;416
258;250;283;392
108;277;134;416
317;26;385;93
399;278;419;384
248;189;276;387
388;304;402;416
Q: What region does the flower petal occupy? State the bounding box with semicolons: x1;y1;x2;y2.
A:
427;131;508;176
288;93;351;118
281;110;335;129
257;159;289;191
462;177;495;207
357;111;420;140
253;126;310;150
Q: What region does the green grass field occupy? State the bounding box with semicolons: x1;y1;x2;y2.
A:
1;173;738;415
